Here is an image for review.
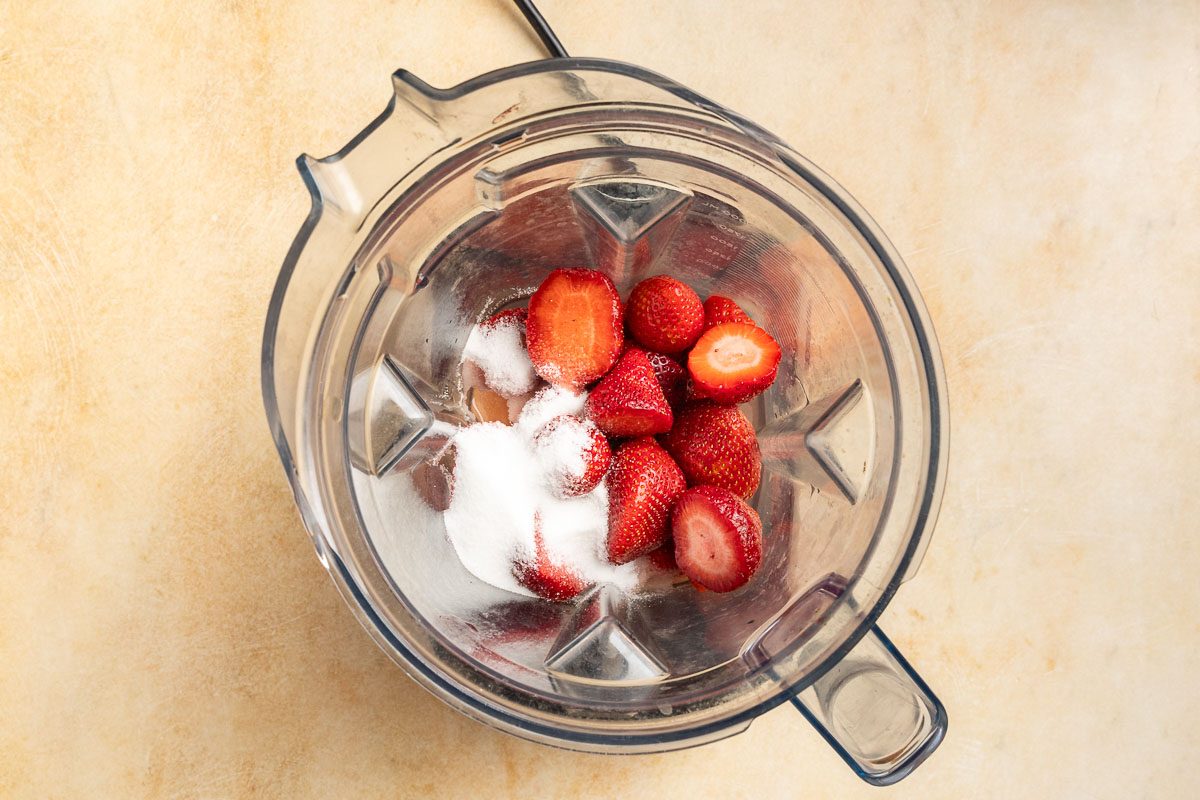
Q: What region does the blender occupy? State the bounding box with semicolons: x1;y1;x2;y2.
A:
262;7;948;785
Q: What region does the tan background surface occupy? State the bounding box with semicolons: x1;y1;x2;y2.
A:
2;0;1198;797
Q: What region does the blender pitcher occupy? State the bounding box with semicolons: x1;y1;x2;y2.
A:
262;58;948;785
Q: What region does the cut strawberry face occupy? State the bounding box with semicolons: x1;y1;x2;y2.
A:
672;486;763;592
526;268;624;390
584;348;673;437
687;322;782;404
662;401;761;498
626;275;706;354
702;295;753;329
606;437;687;564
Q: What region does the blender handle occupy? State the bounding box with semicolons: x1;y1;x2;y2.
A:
791;625;947;786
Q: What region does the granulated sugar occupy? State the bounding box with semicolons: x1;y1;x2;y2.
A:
443;384;644;597
514;384;586;436
461;316;538;397
531;415;590;493
442;421;540;595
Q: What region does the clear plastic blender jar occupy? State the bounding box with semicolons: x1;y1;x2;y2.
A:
262;59;948;785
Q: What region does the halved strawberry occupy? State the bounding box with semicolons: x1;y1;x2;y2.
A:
532;414;612;497
672;486;763;592
411;456;453;512
606;437;687;564
464;306;539;398
513;518;589;602
687;322;782;404
703;295;753;329
626;275;706;354
584;348;673;437
622;344;687;409
662;401;761;498
643;350;687;409
526;268;624;390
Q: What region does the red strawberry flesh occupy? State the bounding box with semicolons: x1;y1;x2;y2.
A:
526;268;623;390
672;486;763;592
606;437;686;564
584;348;673;437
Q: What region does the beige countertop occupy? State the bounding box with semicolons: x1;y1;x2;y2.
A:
2;1;1198;797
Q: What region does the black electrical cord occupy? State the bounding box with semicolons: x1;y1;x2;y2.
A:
512;0;568;58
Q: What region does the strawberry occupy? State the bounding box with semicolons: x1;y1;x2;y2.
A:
643;350;687;408
625;275;705;354
647;543;679;572
513;516;589;602
483;307;528;329
687;322;782;404
532;414;611;497
662;401;761;498
672;485;763;592
606;437;687;564
622;344;687;409
526;268;624;390
465;305;539;398
703;295;753;329
584;348;673;437
411;459;453;512
684;375;709;402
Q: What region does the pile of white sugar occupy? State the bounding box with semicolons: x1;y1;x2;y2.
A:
443;384;645;597
461;315;538;396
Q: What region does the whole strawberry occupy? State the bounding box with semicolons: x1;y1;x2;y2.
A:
626;275;705;354
662;401;761;498
483;307;529;329
621;344;687;409
606;437;686;564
